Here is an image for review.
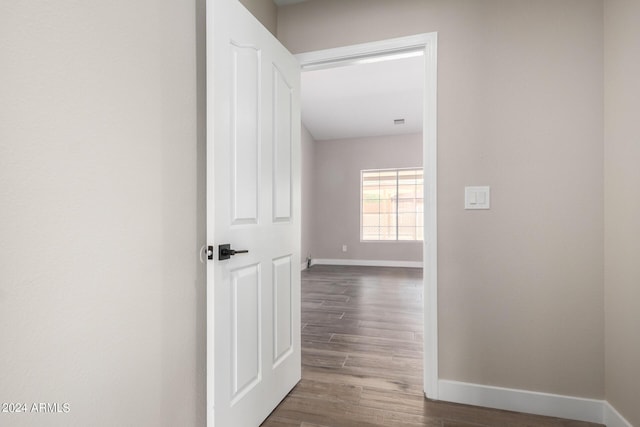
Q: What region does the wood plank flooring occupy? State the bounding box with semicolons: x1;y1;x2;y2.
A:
262;265;603;427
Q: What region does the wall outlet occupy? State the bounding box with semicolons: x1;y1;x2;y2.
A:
342;245;347;252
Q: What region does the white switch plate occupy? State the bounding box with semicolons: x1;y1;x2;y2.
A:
465;186;490;209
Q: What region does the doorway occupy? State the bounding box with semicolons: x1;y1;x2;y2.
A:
296;33;439;399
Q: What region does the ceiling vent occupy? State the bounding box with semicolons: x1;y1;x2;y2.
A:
394;119;405;125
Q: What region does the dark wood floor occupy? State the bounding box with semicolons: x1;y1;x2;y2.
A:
262;265;603;427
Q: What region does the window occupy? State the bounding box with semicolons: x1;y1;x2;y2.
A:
361;168;424;241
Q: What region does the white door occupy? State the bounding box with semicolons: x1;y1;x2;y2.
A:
206;0;301;426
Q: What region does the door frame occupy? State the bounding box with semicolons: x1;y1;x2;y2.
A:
296;32;439;399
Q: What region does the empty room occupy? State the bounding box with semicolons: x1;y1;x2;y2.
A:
1;0;638;427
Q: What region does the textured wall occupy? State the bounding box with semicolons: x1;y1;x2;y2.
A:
311;134;423;263
604;0;640;425
0;0;206;425
279;0;604;398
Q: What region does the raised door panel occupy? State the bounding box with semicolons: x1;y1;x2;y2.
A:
272;255;293;367
272;65;293;222
230;263;262;405
231;43;260;225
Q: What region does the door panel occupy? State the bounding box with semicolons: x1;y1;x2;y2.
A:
231;43;260;224
207;0;301;426
230;263;261;402
272;255;293;367
273;67;293;222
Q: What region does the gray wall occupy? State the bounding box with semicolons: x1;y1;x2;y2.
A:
279;0;605;399
0;0;206;425
311;134;423;263
604;0;640;425
301;125;316;266
238;0;277;35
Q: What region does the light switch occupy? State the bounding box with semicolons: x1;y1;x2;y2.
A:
465;186;490;209
478;192;486;205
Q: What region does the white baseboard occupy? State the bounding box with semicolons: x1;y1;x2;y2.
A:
437;380;605;424
604;401;634;427
311;258;423;268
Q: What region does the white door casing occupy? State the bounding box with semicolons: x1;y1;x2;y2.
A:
296;33;438;399
206;1;302;426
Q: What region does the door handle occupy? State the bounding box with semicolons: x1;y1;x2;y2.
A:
217;244;249;261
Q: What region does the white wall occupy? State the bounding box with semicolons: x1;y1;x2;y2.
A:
279;0;604;399
604;0;640;425
310;134;423;263
0;0;206;425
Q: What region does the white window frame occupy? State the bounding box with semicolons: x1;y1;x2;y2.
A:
360;167;424;242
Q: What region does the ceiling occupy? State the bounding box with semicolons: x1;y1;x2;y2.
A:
300;55;425;141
